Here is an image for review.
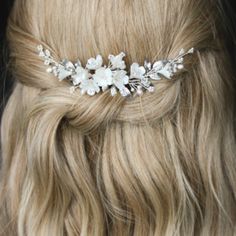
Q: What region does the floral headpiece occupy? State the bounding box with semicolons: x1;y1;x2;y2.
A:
37;45;194;97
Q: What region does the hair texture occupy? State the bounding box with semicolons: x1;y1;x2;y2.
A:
1;0;236;235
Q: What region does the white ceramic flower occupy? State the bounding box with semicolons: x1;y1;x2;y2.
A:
62;60;75;70
93;67;113;88
79;79;100;96
86;55;103;70
108;52;126;70
130;63;146;79
71;66;89;85
112;70;129;90
153;60;164;71
57;65;73;81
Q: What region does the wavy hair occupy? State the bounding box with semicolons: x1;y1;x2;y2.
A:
1;0;236;235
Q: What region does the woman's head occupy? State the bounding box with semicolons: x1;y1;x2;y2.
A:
1;0;236;235
7;0;226;124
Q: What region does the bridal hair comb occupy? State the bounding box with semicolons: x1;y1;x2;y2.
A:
37;45;194;97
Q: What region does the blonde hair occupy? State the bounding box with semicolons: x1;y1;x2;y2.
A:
1;0;236;235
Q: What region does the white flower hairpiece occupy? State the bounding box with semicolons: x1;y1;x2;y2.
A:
37;45;194;97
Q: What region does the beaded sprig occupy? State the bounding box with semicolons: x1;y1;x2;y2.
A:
37;45;194;97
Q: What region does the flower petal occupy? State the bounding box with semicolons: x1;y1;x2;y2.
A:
130;63;146;79
93;67;113;87
153;61;164;71
57;66;72;81
108;52;126;70
72;67;89;85
86;55;103;70
79;79;100;96
112;70;129;90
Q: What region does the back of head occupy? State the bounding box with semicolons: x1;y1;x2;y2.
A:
1;0;236;235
